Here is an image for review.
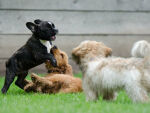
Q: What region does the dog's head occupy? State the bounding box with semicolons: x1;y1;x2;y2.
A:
72;40;112;64
45;46;68;69
26;19;58;41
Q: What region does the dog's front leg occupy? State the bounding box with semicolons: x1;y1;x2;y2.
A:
85;89;98;101
34;53;57;67
83;79;98;101
46;53;57;67
15;71;28;89
24;82;36;92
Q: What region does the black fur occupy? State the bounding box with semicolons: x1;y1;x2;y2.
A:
1;19;58;94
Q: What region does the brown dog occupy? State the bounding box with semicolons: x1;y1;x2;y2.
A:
24;46;82;93
25;73;82;93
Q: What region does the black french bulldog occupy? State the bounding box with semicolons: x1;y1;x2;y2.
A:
1;19;58;94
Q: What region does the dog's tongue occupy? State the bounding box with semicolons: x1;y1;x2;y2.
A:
51;36;56;41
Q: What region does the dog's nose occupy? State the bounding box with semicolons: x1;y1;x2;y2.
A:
54;29;59;34
51;45;57;54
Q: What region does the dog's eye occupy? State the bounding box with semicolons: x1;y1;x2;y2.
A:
52;23;55;28
47;22;55;28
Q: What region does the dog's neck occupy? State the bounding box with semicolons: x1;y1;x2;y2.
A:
47;65;72;75
40;40;52;53
79;55;98;73
80;54;104;75
81;55;100;64
48;68;65;74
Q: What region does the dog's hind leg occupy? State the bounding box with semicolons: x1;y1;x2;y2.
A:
1;68;16;94
125;83;149;103
15;71;28;89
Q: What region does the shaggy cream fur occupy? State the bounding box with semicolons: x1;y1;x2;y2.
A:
72;40;150;103
131;40;150;58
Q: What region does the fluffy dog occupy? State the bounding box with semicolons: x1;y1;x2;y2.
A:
72;40;150;102
24;47;82;93
1;19;58;94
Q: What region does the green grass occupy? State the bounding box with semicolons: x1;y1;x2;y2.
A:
0;73;150;113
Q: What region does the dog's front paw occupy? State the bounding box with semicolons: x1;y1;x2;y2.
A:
30;73;39;83
24;83;34;92
51;58;57;67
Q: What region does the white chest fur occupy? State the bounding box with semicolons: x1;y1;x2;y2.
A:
40;40;52;53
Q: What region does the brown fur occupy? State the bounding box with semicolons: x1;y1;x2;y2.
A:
45;47;73;76
24;73;82;93
24;47;82;94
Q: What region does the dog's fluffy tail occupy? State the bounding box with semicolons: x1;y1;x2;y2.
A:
131;40;150;58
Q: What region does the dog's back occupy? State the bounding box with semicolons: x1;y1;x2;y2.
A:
7;36;47;71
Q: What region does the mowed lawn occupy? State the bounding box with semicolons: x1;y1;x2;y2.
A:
0;73;150;113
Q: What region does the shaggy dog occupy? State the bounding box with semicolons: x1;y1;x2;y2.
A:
72;40;150;102
24;47;82;93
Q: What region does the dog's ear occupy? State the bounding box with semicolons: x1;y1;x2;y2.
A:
26;22;37;33
34;19;42;24
105;48;112;57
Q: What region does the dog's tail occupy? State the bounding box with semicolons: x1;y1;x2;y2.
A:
132;41;150;91
131;40;150;58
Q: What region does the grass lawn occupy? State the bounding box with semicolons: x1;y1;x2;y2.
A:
0;73;150;113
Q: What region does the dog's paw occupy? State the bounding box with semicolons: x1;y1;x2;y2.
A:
30;73;38;83
31;76;36;83
51;58;57;67
1;88;7;94
24;84;34;92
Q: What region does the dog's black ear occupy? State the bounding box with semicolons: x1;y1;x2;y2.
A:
26;22;37;33
34;19;42;24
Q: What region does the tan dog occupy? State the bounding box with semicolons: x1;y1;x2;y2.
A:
24;46;82;93
25;73;82;93
72;40;150;103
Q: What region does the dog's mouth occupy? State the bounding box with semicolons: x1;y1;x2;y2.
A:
51;35;56;41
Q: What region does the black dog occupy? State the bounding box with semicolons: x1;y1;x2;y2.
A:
1;19;58;94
